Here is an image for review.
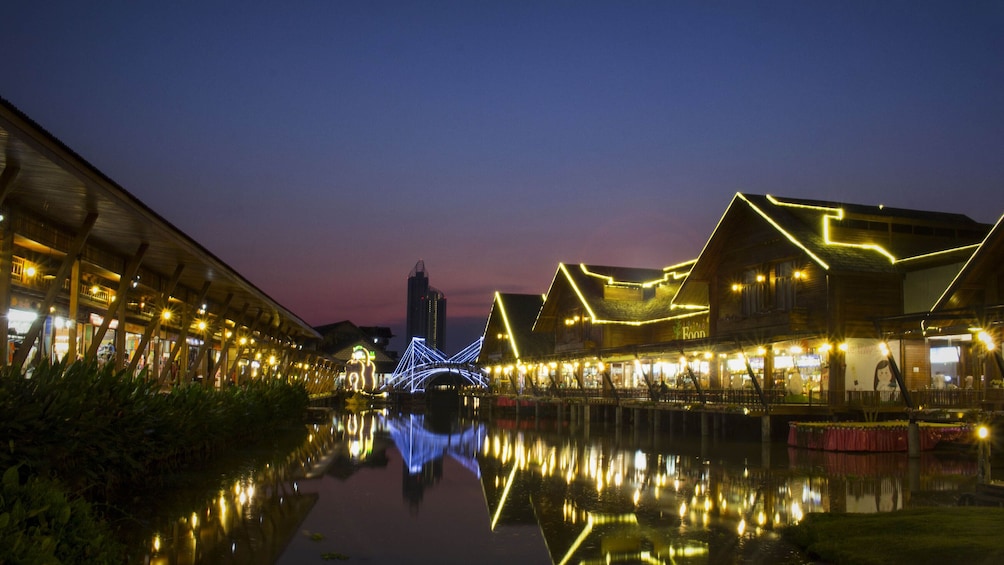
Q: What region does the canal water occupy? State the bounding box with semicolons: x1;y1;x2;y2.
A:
131;407;980;564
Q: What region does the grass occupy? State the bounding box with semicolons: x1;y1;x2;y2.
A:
783;507;1004;565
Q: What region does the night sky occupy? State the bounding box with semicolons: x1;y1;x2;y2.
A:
3;2;1003;354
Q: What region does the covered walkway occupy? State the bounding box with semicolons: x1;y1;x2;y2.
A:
0;97;336;392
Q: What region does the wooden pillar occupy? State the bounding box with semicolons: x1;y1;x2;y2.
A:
228;311;267;383
214;305;245;385
183;291;231;385
0;164;19;365
13;213;97;369
67;259;80;360
908;420;921;459
0;215;12;367
86;243;147;363
127;263;184;375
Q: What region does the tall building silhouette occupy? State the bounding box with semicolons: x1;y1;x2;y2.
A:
406;260;446;352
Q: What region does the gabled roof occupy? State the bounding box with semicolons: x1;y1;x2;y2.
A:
932;212;1004;312
534;260;704;332
677;193;989;303
484;292;552;360
314;320;395;357
327;341;393;371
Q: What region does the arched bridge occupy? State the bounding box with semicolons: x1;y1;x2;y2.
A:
383;337;487;393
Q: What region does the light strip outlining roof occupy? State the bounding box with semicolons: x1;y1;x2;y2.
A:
560;263;708;326
741;194;831;270
579;264;672;288
930;212;1004;312
494;291;521;359
763;194;942;265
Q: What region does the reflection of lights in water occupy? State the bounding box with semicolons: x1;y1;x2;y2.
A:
791;501;804;522
634;450;647;471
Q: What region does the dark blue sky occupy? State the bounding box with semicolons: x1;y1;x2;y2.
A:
3;1;1003;354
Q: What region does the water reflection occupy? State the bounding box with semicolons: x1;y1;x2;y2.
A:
135;410;979;564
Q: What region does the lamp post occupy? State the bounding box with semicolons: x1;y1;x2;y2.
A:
977;424;992;484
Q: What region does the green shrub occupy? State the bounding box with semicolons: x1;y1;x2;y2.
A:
0;359;309;497
0;466;123;564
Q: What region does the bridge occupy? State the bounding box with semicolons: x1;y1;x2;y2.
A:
382;413;485;476
383;337;487;393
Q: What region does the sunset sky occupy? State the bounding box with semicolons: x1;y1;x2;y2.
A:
3;1;1002;354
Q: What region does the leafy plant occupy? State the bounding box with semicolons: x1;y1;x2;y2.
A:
0;359;310;558
0;465;124;564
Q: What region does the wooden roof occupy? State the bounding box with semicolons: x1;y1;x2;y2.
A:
677;193;989;303
485;292;552;360
535;261;703;332
933;212;1004;312
0;96;319;341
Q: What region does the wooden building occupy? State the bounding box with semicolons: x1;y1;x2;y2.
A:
481;292;552;393
503;261;708;392
674;193;990;404
481;193;1002;413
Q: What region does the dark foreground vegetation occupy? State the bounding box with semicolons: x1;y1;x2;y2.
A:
0;359;309;564
783;507;1004;565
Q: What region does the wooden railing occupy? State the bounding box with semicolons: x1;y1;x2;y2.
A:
486;386;993;411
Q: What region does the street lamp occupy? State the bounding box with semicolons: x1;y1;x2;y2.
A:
977;424;992;483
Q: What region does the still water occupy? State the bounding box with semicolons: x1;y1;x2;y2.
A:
134;407;978;564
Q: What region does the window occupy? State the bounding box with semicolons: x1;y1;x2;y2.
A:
740;268;767;316
736;260;800;317
774;261;797;312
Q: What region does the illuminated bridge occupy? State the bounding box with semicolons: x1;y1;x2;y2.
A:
383;337;487;393
382;413;486;476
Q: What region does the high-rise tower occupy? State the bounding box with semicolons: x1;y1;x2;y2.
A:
406;260;447;352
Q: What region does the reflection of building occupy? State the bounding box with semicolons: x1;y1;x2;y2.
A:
406;260;446;352
477;425;977;565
